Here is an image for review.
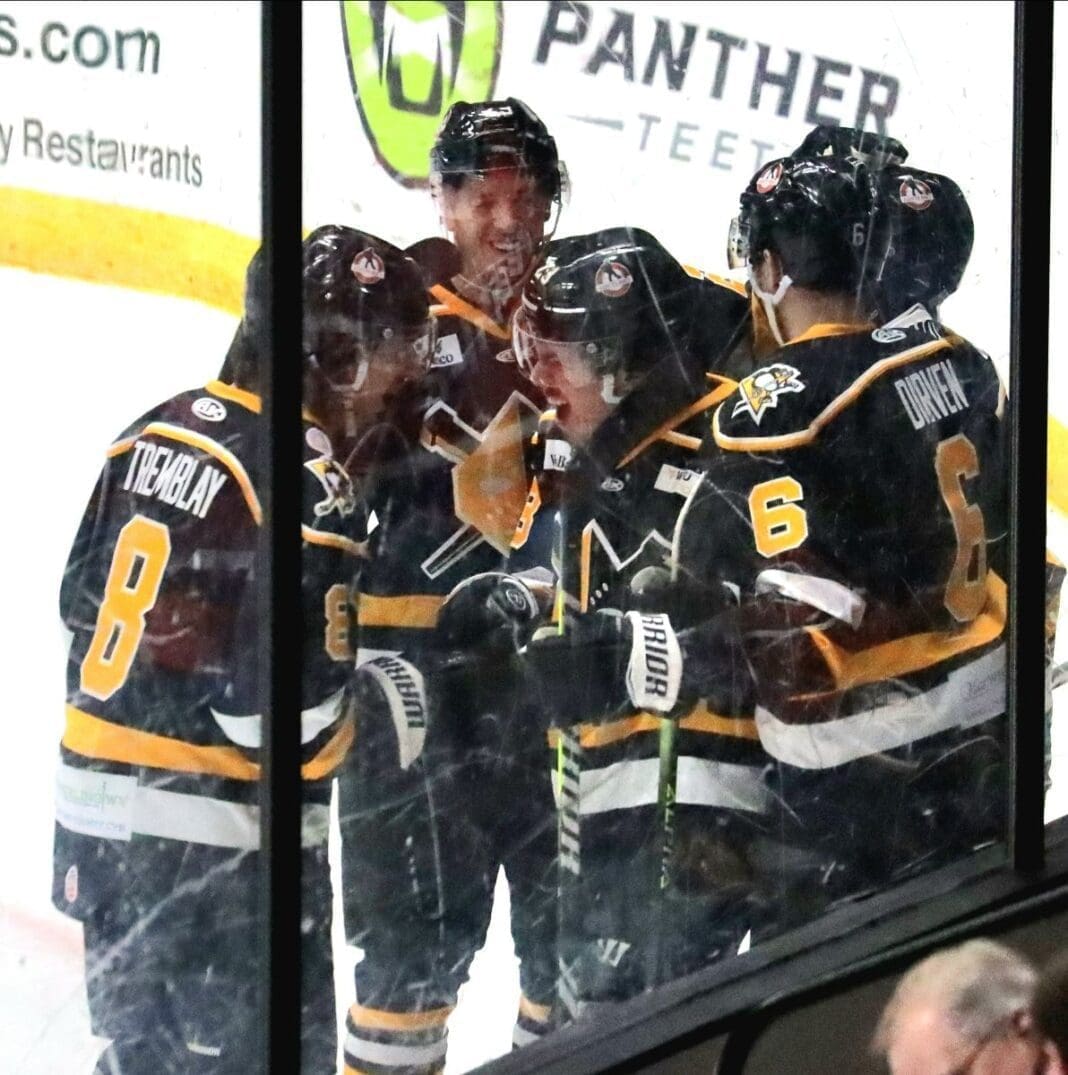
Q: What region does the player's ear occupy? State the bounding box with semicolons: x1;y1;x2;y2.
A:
753;249;785;293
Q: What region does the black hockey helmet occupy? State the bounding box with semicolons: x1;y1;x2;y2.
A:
792;123;909;171
302;224;434;384
728;154;881;294
512;226;698;387
870;165;974;318
430;97;565;203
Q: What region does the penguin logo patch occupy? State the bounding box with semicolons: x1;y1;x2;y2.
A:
899;177;934;211
733;363;805;425
595;261;632;298
351;248;386;285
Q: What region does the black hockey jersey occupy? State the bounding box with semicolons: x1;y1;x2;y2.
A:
54;379;361;919
354;282;545;663
684;305;1008;765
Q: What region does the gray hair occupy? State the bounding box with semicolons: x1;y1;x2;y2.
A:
873;939;1038;1054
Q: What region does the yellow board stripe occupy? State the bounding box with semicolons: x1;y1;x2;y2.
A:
713;338;951;452
546;703;758;748
349;1003;453;1031
63;705;352;782
356;592;445;629
1049;415;1068;517
0;186;255;313
799;572;1006;697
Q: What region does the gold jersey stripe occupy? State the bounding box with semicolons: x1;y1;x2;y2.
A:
545;703;758;748
348;1003;453;1031
205;379;261;414
356;593;445;629
302;526;368;559
713;337;952;453
107;420;262;523
797;572;1007;698
785;321;875;345
0;185;255;313
429;284;511;340
519;994;553;1023
64;705;352;782
681;264;748;297
616;383;737;469
64;704;259;780
302;718;354;781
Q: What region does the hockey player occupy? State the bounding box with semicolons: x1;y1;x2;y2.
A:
680;151;1010;915
53;227;433;1074
338;98;567;1071
501;227;768;1014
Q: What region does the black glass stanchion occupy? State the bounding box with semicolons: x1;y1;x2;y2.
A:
260;3;304;1072
1007;0;1053;876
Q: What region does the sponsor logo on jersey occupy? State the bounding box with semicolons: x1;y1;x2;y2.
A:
899;176;934;211
872;326;907;344
755;161;783;193
430;331;464;369
64;865;78;904
305;454;357;518
594;260;633;298
341;2;502;187
351;248;386;284
732;363;805;425
600;476;625;492
192;397;227;422
654;464;701;497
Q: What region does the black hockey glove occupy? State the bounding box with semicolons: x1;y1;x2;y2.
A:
434;570;550;655
520;610;685;729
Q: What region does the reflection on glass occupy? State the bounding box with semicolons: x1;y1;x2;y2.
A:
309;2;1017;1072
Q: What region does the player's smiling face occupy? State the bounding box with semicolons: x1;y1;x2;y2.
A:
523;339;615;445
440;167;551;295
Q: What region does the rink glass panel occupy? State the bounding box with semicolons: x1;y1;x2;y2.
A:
302;2;1023;1071
0;4;266;1072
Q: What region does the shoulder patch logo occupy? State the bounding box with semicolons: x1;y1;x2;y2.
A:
872;326;907;344
351;248;386;285
600;476;625;492
732;363;805;425
755;161;783;193
899;177;934;211
595;260;633;298
304;432;356;518
192;397;227;422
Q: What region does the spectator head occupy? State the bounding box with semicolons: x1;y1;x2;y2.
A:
1034;950;1068;1074
873;939;1042;1075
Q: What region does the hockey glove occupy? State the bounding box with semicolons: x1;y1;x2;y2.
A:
434;571;550;655
521;610;683;728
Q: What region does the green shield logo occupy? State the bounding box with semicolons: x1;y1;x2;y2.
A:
341;1;503;188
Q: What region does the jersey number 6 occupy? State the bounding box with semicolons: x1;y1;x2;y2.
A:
749;476;809;558
936;433;987;622
80;515;172;701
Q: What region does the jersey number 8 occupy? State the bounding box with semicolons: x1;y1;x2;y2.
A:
80;515;171;701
